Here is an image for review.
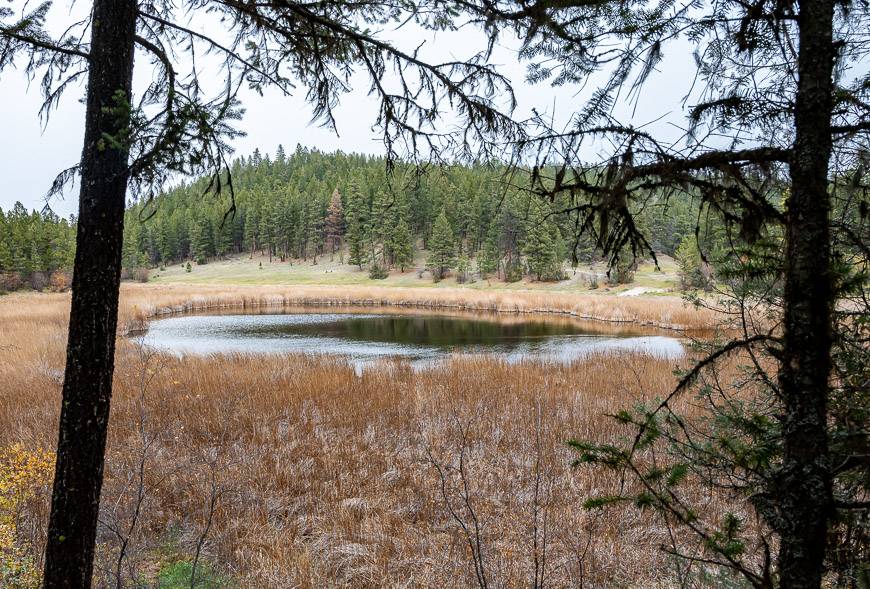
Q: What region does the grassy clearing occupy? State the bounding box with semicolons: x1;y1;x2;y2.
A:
148;252;682;294
0;288;728;587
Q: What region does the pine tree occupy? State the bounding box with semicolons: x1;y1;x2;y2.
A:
345;182;369;269
259;208;275;262
122;219;142;270
369;190;391;265
244;206;260;257
157;220;176;263
675;234;712;291
0;209;12;272
214;215;235;258
325;187;346;260
389;218;414;271
478;223;501;278
456;254;471;283
427;209;455;281
523;205;563;281
191;216;215;264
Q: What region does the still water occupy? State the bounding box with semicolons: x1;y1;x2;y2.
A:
142;310;684;366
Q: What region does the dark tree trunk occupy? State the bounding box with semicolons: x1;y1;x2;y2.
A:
778;0;836;585
43;2;138;587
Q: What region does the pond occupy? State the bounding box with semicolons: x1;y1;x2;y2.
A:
141;308;684;366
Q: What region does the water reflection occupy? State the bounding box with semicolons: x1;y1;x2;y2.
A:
142;309;684;367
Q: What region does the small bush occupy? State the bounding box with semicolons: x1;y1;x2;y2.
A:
607;257;636;285
48;270;72;292
456;255;470;284
28;272;48;292
504;262;523;283
368;263;389;280
0;273;24;292
537;266;566;282
134;267;150;283
0;445;54;589
430;267;448;282
185;262;192;273
676;235;713;291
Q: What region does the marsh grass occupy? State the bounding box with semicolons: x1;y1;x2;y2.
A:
0;286;727;587
118;282;717;333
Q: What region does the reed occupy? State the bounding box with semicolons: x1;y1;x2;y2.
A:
0;287;725;587
117;282;718;333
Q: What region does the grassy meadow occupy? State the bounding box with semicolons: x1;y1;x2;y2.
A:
0;283;728;587
147;251;681;294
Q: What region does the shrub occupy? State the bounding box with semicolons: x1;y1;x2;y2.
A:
28;272;48;292
675;235;713;291
0;273;23;293
48;270;72;292
185;262;192;273
607;256;636;285
368;263;389;280
456;255;470;284
0;445;54;589
504;261;523;283
537;264;566;282
134;267;150;283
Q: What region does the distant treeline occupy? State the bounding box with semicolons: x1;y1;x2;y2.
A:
0;202;76;291
122;145;706;282
1;146;724;292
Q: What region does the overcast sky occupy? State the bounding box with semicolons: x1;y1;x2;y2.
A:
0;4;697;218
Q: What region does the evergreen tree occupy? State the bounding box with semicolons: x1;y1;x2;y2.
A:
244;206;260;258
325;187;346;260
191;216;215;264
427;209;455;281
0;209;13;272
214;215;235;258
389;218;414;271
675;234;712;291
523;205;563;281
478;223;501;279
456;254;471;283
345;182;369;269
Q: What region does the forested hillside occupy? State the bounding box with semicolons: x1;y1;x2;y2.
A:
0;203;76;290
121;145;708;283
0;145;723;292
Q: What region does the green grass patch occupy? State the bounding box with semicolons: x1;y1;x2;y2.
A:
157;560;234;589
146;253;680;294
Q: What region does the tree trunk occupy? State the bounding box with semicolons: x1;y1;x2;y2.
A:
777;0;836;585
43;2;138;587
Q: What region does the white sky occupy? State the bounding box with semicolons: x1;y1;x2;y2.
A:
0;3;697;218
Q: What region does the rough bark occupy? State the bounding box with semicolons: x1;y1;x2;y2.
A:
43;2;138;587
777;0;836;585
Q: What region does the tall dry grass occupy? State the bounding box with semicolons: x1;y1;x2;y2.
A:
117;283;718;333
0;287;727;587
